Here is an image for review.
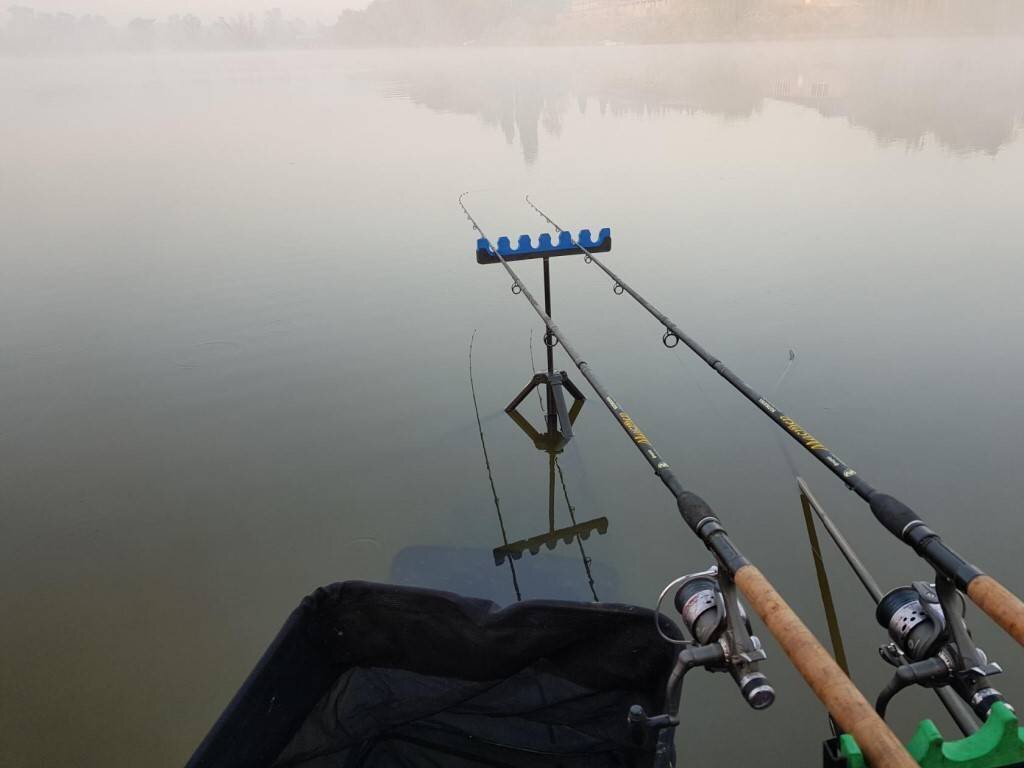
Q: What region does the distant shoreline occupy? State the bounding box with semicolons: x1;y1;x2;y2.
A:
4;1;1024;55
5;32;1024;58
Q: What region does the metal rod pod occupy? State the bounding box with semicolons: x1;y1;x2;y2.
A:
735;565;918;768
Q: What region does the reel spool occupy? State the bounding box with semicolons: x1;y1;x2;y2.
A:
877;584;947;661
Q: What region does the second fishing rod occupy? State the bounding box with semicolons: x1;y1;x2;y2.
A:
460;193;917;768
525;195;1024;650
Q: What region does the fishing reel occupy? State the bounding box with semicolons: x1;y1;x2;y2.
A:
647;564;774;712
629;565;774;753
875;575;1009;721
670;566;775;709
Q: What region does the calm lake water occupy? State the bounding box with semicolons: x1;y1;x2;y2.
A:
2;40;1023;767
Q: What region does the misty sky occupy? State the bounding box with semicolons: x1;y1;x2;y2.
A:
15;0;371;23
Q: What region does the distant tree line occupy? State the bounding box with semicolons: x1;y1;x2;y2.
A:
3;0;1023;54
333;0;567;46
334;0;1024;44
0;6;324;53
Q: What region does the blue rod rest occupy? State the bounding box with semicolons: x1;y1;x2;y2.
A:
475;228;612;265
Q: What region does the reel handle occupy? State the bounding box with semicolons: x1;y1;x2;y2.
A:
733;670;775;710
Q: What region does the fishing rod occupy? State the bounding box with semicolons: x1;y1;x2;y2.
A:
524;195;1024;650
460;193;917;768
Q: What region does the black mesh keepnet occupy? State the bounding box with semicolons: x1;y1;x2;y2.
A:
188;581;680;768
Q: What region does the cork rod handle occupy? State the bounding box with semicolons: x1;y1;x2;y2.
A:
967;575;1024;647
735;565;917;768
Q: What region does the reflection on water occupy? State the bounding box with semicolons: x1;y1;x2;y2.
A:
388;386;616;606
389;331;612;605
464;326;608;602
499;380;606;597
372;40;1024;162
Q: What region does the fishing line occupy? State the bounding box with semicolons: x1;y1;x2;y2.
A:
469;330;522;602
771;349;800;480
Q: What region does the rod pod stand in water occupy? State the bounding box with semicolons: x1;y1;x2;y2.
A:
475;209;597;446
475;210;611;569
524;195;1024;652
460;194;918;768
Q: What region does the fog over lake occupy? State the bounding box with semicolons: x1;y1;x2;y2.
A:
2;39;1023;767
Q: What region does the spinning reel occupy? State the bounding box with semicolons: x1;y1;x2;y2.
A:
630;564;775;749
668;565;775;709
875;575;1009;721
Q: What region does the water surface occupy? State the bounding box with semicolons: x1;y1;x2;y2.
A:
2;40;1024;767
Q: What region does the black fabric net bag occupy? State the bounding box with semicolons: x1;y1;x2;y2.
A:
188;581;681;768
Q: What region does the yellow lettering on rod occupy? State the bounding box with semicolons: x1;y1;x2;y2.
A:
779;416;828;453
618;412;651;446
